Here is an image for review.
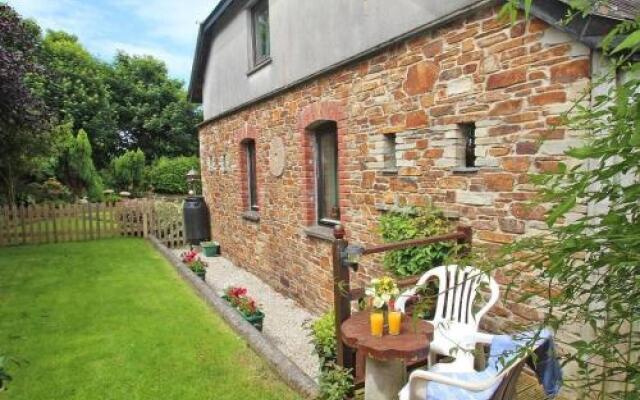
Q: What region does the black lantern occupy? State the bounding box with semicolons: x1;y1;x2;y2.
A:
186;169;200;195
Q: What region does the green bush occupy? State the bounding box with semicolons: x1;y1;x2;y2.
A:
378;205;453;276
308;311;337;369
112;149;146;193
308;312;354;399
147;156;200;194
318;363;353;400
24;178;73;204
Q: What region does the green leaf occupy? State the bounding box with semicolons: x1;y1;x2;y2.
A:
546;196;575;226
612;30;640;54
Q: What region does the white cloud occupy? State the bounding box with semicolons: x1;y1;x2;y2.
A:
113;0;215;46
96;41;193;84
9;0;218;83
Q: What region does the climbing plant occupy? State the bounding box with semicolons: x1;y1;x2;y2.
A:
378;206;453;277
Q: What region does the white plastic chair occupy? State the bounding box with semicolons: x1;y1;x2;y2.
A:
398;332;527;400
395;265;500;371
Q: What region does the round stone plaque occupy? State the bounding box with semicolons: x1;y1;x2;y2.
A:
268;137;286;177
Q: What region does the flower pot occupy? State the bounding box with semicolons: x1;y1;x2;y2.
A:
242;311;265;332
201;242;220;257
194;270;206;280
221;296;265;331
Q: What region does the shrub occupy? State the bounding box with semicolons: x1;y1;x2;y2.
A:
378;205;453;276
308;311;337;368
24;178;72;204
318;363;353;400
112;149;146;193
147;156;200;194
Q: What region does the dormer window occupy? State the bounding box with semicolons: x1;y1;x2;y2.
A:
251;0;270;66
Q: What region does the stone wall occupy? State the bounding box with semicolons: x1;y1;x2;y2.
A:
198;5;591;322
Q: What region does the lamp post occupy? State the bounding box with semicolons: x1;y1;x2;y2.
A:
186;169;200;196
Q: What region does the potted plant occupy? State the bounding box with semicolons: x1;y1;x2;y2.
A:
180;250;207;280
189;259;207;280
222;286;265;331
200;241;220;257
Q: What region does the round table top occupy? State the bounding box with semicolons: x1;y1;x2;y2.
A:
341;311;434;362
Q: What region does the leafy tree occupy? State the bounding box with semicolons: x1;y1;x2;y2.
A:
112;149;146;193
57;128;103;201
37;31;117;168
147;156;200;194
107;52;201;160
0;4;50;205
496;2;640;398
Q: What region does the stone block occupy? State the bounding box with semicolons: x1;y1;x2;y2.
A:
487;67;527;90
456;191;496;206
550;59;590;84
539;139;582;156
404;61;439;95
446;76;474;96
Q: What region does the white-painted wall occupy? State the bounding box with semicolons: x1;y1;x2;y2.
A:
201;0;485;119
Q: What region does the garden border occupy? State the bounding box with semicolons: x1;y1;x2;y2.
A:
148;236;319;399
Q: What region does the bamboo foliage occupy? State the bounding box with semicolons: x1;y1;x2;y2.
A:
0;200;185;248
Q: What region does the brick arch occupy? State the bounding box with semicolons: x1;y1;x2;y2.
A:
235;125;259;213
297;101;348;226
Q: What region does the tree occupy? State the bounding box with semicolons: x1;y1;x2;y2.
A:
112;149;146;193
0;4;51;205
57;128;103;201
497;2;640;398
37;31;117;168
107;52;201;160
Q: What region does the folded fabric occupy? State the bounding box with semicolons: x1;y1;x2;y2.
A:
529;330;563;397
425;329;562;400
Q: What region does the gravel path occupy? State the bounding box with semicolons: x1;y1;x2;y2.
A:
174;248;320;381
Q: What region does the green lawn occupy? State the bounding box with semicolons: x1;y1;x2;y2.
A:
0;239;300;400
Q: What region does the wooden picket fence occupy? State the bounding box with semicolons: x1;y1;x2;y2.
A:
0;199;186;248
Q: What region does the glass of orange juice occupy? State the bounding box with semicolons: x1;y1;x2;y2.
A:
388;311;402;335
370;311;384;337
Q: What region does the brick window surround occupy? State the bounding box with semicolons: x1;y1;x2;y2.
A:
297;101;347;227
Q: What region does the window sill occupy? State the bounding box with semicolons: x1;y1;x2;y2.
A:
304;225;335;242
247;57;272;76
241;210;260;222
380;168;398;176
451;167;480;174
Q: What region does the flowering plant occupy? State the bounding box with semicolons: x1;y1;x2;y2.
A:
223;286;261;317
181;250;199;264
365;276;400;310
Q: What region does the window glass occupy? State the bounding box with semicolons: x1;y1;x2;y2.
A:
245;141;258;211
316;124;339;224
252;0;270;65
461;123;476;168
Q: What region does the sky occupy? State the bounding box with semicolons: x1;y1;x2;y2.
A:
10;0;219;87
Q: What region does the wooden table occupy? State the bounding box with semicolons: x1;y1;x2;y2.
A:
341;311;434;400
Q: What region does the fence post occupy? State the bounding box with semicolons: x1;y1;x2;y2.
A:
142;202;148;238
332;224;354;371
456;225;472;256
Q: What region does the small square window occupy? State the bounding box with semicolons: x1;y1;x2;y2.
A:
383;133;397;170
460;123;476;168
251;0;270;66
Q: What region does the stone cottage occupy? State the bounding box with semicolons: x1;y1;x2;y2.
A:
189;0;635;319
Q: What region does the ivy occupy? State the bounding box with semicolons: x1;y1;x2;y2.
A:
378;206;453;277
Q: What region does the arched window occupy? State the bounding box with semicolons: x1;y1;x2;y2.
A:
313;121;339;225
